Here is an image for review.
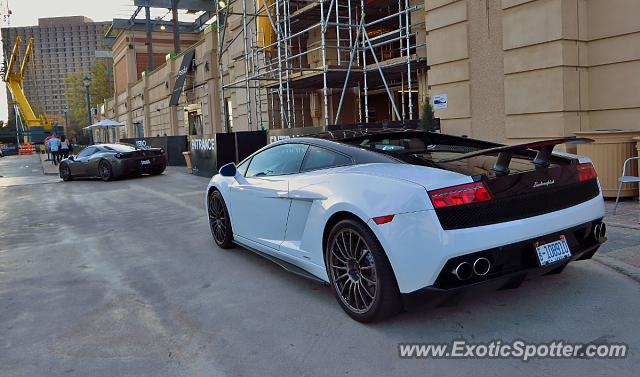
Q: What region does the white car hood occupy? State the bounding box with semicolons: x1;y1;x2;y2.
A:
338;163;472;191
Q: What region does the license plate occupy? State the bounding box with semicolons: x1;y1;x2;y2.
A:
141;159;151;165
535;237;571;266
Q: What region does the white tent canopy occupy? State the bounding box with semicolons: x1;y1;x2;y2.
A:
84;119;125;144
83;119;125;129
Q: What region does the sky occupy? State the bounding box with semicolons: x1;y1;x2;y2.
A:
0;0;201;123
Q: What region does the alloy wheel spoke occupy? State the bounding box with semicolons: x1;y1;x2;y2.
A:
355;282;369;306
354;282;364;309
358;248;369;263
335;272;349;281
331;229;377;313
333;242;350;263
341;233;353;259
353;236;362;260
359;282;374;299
347;280;355;306
331;249;348;265
360;273;376;285
340;279;350;297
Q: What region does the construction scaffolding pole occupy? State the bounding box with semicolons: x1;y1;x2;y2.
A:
217;0;421;132
334;14;365;124
273;1;287;128
404;0;413;120
360;0;369;123
363;30;401;121
252;0;264;129
241;0;254;130
320;0;330;130
215;0;228;131
282;0;293;128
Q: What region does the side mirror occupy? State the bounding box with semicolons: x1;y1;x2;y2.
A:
219;162;237;177
68;155;75;161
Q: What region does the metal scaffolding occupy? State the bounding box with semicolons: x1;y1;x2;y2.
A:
215;0;426;131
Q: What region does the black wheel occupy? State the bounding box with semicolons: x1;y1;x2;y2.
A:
150;165;166;175
325;218;402;322
59;163;73;181
99;160;113;181
208;190;234;249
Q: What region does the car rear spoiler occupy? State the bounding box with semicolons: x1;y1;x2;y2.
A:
436;137;593;174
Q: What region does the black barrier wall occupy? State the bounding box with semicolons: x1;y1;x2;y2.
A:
190;135;217;177
121;136;188;166
236;131;268;161
189;131;267;178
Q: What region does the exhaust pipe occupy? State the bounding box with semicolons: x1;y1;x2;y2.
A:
452;262;473;281
473;257;491;276
593;223;607;241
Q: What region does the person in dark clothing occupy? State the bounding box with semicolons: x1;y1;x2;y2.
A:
60;136;70;159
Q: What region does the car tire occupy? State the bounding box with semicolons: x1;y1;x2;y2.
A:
325;218;402;322
99;160;114;181
60;163;73;181
150;165;166;175
208;190;234;249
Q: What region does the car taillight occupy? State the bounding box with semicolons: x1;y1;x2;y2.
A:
372;215;395;225
577;163;597;182
428;182;493;209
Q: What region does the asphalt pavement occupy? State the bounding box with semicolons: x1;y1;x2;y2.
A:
1;154;639;377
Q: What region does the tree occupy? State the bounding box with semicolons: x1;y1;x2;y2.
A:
64;59;112;138
420;96;437;132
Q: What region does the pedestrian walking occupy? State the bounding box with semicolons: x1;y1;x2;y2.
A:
49;134;61;165
44;136;52;161
60;135;70;159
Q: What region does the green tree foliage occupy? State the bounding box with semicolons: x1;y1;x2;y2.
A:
64;59;112;137
420;96;437;132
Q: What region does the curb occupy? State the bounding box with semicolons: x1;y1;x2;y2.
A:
38;153;46;175
38;153;60;176
593;255;640;283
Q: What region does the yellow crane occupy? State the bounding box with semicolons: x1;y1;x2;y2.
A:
3;36;52;135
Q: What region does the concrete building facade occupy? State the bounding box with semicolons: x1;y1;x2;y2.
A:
2;16;110;126
102;26;218;139
105;0;640;147
426;0;640;145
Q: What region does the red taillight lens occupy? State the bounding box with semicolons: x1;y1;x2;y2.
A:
372;215;395;225
577;163;597;182
428;182;493;209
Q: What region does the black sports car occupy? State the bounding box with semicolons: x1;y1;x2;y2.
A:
59;143;167;181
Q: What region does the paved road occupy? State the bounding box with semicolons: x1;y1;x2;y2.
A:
1;155;639;376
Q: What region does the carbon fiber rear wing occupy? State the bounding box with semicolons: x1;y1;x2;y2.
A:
436;137;593;174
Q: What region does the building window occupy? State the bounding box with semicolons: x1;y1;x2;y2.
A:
225;99;233;132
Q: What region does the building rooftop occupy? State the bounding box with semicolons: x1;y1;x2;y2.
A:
38;16;96;27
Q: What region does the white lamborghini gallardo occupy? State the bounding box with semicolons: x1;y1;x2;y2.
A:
205;129;606;322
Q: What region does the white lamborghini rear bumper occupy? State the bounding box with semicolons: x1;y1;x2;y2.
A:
367;193;605;293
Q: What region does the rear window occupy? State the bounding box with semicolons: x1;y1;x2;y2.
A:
345;134;556;177
103;144;137;152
